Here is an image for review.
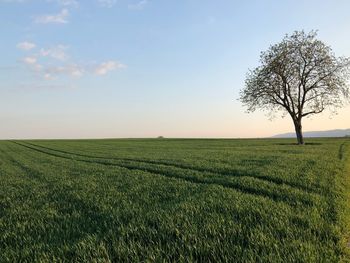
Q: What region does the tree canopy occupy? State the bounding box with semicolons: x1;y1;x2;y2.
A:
240;30;350;144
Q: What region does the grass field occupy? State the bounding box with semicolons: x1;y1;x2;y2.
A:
0;138;349;262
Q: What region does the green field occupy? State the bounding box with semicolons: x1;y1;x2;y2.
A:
0;138;349;262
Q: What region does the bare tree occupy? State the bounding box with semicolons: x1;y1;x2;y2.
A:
240;30;350;144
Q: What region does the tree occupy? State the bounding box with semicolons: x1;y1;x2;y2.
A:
240;30;350;144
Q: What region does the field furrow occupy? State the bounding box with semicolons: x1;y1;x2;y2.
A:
14;141;322;207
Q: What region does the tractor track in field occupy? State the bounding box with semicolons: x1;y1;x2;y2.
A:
1;144;55;187
19;141;322;196
10;141;320;207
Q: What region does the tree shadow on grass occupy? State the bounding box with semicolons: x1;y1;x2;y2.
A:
274;142;322;146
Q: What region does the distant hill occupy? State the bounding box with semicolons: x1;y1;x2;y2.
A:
272;129;350;138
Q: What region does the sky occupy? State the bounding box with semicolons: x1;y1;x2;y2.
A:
1;0;350;139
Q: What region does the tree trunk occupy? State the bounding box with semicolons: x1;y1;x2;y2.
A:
293;120;304;145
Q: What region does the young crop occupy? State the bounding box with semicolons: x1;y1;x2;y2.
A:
0;138;349;262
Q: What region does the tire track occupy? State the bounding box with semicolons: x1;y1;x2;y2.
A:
22;141;321;196
12;141;317;207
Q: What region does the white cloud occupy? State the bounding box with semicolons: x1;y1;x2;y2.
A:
40;45;69;61
21;56;43;72
44;73;54;80
18;42;125;80
98;0;117;8
34;9;69;24
17;41;36;51
21;59;124;80
22;56;37;65
94;61;125;75
32;64;43;71
22;62;84;79
53;0;78;7
46;64;84;78
128;0;148;10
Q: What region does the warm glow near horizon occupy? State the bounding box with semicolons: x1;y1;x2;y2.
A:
1;0;350;139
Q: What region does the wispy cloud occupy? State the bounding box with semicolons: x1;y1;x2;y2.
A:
34;9;69;24
21;57;124;79
18;40;125;82
22;56;37;65
128;0;148;10
94;61;125;75
54;0;78;7
21;58;83;79
17;41;36;51
43;61;124;79
21;56;43;72
40;45;69;61
45;64;84;79
97;0;117;8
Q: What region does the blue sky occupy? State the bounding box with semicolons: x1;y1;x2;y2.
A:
1;0;350;139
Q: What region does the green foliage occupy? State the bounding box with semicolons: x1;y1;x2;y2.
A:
0;138;349;262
